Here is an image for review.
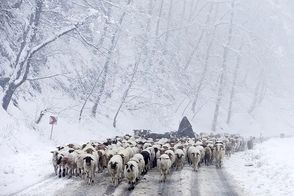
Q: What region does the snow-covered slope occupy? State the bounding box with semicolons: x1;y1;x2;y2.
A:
225;137;294;196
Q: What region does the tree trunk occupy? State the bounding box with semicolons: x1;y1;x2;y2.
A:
191;12;216;114
91;65;108;117
248;70;264;114
211;0;235;132
91;1;131;118
35;109;47;124
165;0;173;44
113;56;140;128
155;0;165;37
184;3;213;70
226;44;243;124
2;83;16;110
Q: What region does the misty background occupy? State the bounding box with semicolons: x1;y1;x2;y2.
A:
1;0;294;137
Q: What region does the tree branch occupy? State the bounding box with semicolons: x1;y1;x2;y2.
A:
27;72;70;81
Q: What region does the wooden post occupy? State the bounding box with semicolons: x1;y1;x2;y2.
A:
50;124;54;140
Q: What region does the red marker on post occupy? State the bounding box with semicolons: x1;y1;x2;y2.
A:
49;116;57;140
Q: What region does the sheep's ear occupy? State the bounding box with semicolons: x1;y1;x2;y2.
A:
69;149;74;153
83;157;86;160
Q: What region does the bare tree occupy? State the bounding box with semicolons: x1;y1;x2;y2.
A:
211;0;235;132
1;0;96;111
113;55;141;128
226;43;243;124
91;0;132;118
248;69;265;114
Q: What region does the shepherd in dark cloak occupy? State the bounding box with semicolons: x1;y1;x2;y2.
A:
177;116;195;138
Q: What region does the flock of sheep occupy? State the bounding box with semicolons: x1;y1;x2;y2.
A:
50;133;246;190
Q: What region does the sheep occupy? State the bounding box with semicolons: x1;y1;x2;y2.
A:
55;148;76;178
106;149;117;163
152;144;161;167
74;150;86;177
97;149;107;172
50;150;59;175
146;147;156;168
107;155;123;186
132;153;145;175
124;160;140;190
195;145;205;166
158;154;172;182
204;146;212;166
118;148;131;165
174;149;185;170
83;147;99;173
67;143;81;150
140;150;151;174
188;146;201;172
215;143;225;168
83;154;97;184
65;149;78;178
165;149;175;166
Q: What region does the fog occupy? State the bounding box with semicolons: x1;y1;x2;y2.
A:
1;0;294;134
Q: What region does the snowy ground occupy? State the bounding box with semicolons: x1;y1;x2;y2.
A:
13;165;242;196
225;137;294;196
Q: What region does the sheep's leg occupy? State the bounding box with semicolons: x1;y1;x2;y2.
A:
128;182;135;191
58;166;62;178
115;177;118;186
54;165;57;175
91;171;95;183
163;173;167;182
62;167;66;177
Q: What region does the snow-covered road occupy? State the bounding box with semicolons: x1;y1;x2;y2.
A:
15;165;241;196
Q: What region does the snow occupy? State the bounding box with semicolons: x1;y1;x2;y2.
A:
0;105;122;195
225;137;294;196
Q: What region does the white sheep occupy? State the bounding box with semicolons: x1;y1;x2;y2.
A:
118;148;131;165
50;150;59;175
124;160;140;190
83;154;97;184
132;153;145;174
146;147;156;168
195;145;205;166
188;146;201;171
165;149;175;166
74;150;86;177
107;155;123;186
174;149;185;170
215;143;225;168
143;142;152;149
158;154;172;182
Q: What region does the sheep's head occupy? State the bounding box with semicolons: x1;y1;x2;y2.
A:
56;146;64;151
216;144;223;151
84;156;94;166
125;163;134;173
51;151;59;161
176;153;183;159
56;153;64;165
167;153;173;160
110;162;118;169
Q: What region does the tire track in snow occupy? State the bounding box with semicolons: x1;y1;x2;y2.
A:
216;169;239;196
194;165;240;196
14;165;242;196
